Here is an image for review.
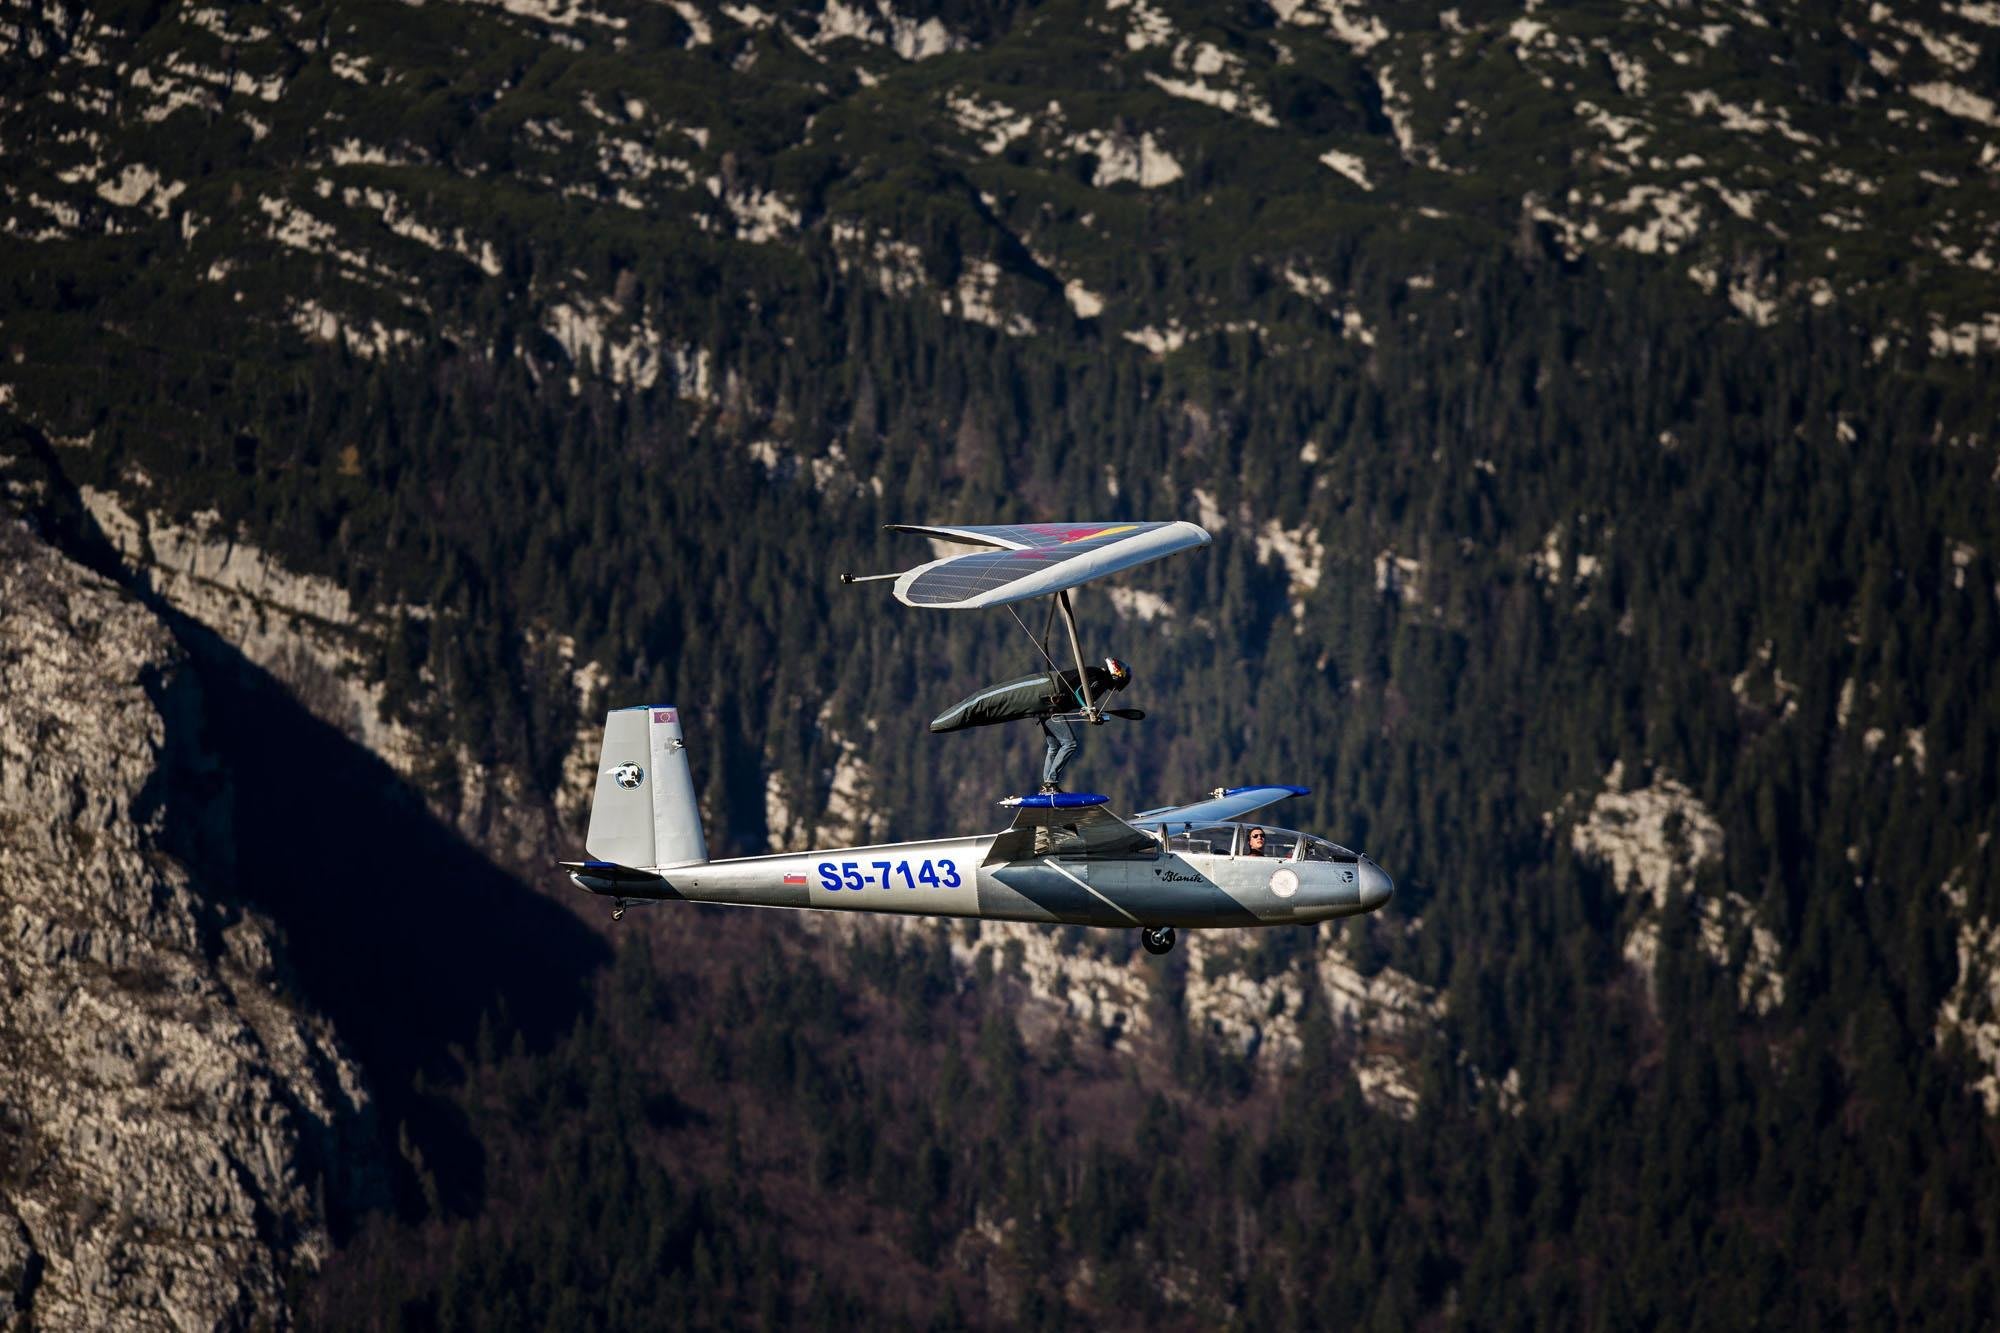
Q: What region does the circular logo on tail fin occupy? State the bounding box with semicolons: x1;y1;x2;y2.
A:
613;763;644;789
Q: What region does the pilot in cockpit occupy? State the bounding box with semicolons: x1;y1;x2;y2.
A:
1245;827;1268;856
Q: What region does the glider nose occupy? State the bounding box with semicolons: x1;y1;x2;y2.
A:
1358;858;1395;911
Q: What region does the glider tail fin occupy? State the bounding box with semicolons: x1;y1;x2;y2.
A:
584;706;710;870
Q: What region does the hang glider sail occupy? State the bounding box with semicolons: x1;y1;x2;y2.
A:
879;521;1210;610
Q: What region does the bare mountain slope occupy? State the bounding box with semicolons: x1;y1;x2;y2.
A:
0;520;384;1330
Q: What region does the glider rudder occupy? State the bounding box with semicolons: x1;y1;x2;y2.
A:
584;706;710;869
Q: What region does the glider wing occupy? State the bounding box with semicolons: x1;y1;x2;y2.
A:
983;792;1162;863
1130;785;1311;830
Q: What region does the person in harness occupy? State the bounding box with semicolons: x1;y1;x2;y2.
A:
930;657;1136;792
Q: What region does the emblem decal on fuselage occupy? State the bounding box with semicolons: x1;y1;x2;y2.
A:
613;762;644;789
1270;868;1299;899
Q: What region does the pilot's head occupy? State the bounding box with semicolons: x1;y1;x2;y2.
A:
1103;657;1133;690
1247;827;1267;854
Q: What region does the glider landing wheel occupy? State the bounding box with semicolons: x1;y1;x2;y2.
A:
1140;926;1176;956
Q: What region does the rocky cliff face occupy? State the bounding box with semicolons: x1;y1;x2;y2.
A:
75;484;571;870
0;521;382;1331
1569;760;1786;1017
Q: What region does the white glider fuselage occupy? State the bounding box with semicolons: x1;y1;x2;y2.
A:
565;705;1393;938
568;829;1392;931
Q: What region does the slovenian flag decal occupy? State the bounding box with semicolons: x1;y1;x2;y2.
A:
783;873;806;885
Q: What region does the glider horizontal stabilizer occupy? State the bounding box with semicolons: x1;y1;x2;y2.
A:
559;860;670;894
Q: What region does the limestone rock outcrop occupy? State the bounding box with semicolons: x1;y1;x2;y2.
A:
0;521;382;1330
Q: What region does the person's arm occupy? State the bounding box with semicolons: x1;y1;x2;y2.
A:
1077;665;1117;706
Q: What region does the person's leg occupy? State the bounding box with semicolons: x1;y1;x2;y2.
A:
1041;715;1080;790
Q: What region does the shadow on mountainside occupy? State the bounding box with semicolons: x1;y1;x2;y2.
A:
163;623;611;1218
10;436;611;1225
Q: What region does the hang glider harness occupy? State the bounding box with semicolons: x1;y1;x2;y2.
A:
840;520;1211;724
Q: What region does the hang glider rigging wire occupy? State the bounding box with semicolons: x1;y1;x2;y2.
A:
1006;598;1066;683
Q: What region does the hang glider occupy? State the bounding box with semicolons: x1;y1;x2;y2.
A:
841;520;1211;721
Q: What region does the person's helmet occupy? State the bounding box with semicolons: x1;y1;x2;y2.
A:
1103;657;1133;689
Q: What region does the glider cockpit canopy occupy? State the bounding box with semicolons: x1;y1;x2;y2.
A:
979;788;1353;865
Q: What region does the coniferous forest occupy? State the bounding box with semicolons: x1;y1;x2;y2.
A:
4;0;2000;1327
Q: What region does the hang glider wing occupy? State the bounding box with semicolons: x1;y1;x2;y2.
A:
1130;785;1311;830
984;792;1162;863
889;520;1210;610
885;523;1035;550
